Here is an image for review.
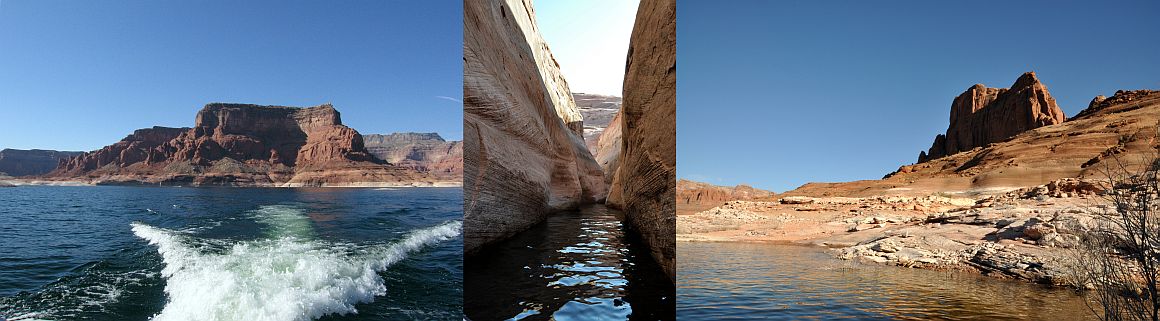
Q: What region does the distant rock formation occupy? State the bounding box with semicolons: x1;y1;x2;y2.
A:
919;72;1066;163
46;103;442;186
605;0;676;281
463;0;607;254
574;93;622;152
0;149;82;177
363;133;463;179
677;179;775;205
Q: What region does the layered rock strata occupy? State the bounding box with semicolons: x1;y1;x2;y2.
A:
606;0;677;281
677;179;776;206
574;93;623;152
46;103;438;186
919;72;1066;162
0;149;82;177
364;133;463;179
463;0;607;254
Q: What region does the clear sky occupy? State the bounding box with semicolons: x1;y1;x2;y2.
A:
0;0;462;151
678;0;1160;192
537;0;639;96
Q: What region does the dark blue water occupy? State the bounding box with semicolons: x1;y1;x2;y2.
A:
678;242;1095;320
0;186;462;321
465;204;675;321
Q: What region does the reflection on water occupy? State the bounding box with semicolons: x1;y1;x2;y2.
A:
679;242;1096;320
466;204;675;320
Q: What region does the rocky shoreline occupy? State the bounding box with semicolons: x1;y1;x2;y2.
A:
678;75;1160;288
678;178;1104;286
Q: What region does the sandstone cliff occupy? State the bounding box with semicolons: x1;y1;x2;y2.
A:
463;0;607;254
364;132;463;180
919;72;1066;162
574;93;622;152
788;89;1160;198
46;103;441;186
606;0;677;281
0;149;82;177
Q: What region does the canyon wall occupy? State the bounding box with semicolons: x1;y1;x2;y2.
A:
574;93;623;152
919;72;1065;162
0;149;82;177
463;0;606;254
364;132;463;179
47;103;437;186
607;0;677;281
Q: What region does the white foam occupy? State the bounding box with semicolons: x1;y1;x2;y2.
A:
130;205;461;321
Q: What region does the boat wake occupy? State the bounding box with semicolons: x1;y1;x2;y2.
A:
130;205;461;321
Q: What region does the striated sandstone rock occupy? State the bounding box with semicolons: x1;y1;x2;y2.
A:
463;0;606;255
594;109;623;184
607;0;676;281
0;149;82;177
364;132;463;179
47;103;435;186
920;72;1066;162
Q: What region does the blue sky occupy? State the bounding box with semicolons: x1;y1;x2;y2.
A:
678;0;1160;192
0;0;462;151
537;0;639;96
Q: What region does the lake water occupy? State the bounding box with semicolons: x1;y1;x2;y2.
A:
0;186;463;321
678;242;1097;320
465;204;675;320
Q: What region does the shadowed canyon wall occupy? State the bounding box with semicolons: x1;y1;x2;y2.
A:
463;0;606;255
606;0;677;281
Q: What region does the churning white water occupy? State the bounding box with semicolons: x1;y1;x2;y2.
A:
130;205;461;321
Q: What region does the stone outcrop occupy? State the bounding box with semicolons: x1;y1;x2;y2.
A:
463;0;607;254
1072;89;1160;120
605;0;676;281
574;93;623;152
919;72;1066;162
0;149;82;177
677;179;775;205
363;133;463;179
46;103;441;186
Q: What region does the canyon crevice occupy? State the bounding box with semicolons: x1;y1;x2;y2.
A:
463;0;607;255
